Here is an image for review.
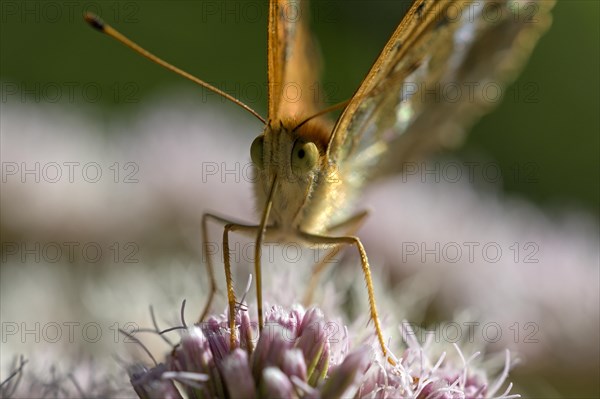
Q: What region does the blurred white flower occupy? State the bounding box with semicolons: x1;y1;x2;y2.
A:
361;171;599;367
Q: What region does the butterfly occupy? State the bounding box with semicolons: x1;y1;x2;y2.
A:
85;0;555;360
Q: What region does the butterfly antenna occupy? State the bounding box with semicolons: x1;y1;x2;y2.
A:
293;99;350;132
84;12;266;125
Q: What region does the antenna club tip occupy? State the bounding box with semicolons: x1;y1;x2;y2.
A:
84;12;105;31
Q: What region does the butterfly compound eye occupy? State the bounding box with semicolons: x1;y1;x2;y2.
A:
292;141;319;175
250;135;265;169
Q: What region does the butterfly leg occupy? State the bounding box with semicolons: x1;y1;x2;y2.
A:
222;218;276;348
199;213;220;322
299;231;388;359
302;210;369;305
222;222;259;350
253;177;278;335
199;212;256;323
200;212;260;352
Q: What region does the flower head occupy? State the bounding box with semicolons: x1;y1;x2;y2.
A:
130;304;519;399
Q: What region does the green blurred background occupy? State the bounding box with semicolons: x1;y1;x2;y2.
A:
1;0;598;215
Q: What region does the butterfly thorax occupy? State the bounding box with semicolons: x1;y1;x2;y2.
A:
251;117;348;237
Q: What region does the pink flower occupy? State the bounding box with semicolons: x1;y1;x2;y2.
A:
130;305;519;399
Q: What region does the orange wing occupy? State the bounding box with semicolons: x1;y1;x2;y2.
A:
267;0;324;125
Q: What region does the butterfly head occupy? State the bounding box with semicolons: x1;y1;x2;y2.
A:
250;118;330;229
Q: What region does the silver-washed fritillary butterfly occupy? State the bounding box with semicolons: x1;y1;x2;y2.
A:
86;0;555;360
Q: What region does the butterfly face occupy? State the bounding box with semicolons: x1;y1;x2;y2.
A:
250;118;340;235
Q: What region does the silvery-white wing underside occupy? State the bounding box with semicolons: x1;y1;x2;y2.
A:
328;0;555;183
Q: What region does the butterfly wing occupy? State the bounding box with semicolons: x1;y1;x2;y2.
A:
267;0;324;124
327;0;555;180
